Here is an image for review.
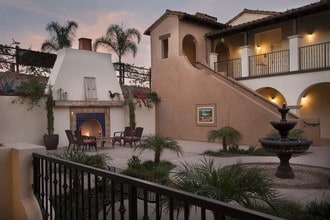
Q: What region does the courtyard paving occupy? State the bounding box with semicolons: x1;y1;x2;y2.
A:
88;140;330;205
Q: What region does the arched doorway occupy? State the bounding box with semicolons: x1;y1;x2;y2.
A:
299;82;330;142
182;35;196;66
215;43;229;75
256;87;286;106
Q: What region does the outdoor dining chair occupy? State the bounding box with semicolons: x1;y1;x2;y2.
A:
74;130;97;151
123;127;144;148
65;130;77;150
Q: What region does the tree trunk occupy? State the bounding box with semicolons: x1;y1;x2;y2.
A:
222;137;227;151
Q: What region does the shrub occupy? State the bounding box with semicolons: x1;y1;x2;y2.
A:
306;199;330;220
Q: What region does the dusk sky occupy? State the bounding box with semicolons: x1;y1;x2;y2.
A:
0;0;316;67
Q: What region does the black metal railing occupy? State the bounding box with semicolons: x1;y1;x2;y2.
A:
214;58;241;78
249;50;289;77
299;41;330;70
33;153;281;220
0;44;56;76
113;62;151;89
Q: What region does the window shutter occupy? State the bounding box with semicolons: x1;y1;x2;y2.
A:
84;77;97;100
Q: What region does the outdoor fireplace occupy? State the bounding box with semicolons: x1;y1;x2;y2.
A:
69;107;111;138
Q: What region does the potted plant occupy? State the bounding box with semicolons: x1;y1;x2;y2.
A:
43;86;59;150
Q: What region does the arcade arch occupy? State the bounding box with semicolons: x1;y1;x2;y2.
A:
299;82;330;141
256;87;286;107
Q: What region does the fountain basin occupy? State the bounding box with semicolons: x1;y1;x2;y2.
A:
259;137;312;154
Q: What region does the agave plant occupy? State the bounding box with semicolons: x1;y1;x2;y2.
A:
172;157;279;219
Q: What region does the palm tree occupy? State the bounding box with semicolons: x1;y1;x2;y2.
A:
173;157;279;220
41;20;78;52
135;135;182;165
93;24;141;84
208;126;241;151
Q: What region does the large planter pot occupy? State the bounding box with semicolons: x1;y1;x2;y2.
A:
43;134;59;150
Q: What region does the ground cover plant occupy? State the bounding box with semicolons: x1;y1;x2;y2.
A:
204;145;276;157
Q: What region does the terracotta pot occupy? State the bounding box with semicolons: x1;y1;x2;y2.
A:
43;134;59;150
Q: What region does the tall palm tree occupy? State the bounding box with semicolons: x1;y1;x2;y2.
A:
135;135;182;165
173;157;279;220
93;24;141;84
41;20;78;52
208;126;241;151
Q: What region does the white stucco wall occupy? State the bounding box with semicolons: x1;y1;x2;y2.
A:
48;48;122;101
54;108;70;147
123;104;156;136
239;70;330;106
0;96;46;145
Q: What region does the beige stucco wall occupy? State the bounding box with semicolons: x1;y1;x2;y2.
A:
153;54;286;145
0;144;45;220
149;13;302;145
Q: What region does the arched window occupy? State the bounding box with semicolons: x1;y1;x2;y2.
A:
182;35;196;66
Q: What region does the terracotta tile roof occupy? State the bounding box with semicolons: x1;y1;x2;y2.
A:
206;0;330;39
225;8;281;25
144;9;227;35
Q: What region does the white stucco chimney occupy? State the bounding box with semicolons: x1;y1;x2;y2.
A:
78;38;92;51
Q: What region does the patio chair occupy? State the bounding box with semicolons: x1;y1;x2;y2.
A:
74;130;97;151
111;126;134;147
65;130;77;150
123;127;144;148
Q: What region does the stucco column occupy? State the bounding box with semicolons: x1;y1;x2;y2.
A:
240;45;252;77
209;52;218;71
10;144;46;220
288;35;300;72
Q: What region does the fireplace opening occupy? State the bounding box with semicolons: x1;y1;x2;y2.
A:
76;112;106;137
80;119;102;137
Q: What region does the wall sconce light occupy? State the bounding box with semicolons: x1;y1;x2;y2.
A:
256;45;261;50
307;32;314;41
301;94;308;106
270;95;276;103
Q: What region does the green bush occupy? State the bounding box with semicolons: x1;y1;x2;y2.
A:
306;199;330;220
15;76;45;108
204;145;275;157
122;155;173;184
49;150;110;169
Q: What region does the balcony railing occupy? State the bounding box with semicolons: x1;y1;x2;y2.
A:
249;50;289;77
214;58;241;78
299;42;330;70
213;42;330;79
33;153;280;220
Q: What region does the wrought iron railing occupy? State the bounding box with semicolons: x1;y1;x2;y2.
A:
33;153;281;220
0;44;56;76
214;58;241;78
249;50;289;77
113;62;151;88
299;41;330;70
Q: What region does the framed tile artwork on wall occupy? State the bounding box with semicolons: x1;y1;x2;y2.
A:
196;104;216;126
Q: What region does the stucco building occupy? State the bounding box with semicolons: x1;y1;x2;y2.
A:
145;0;330;145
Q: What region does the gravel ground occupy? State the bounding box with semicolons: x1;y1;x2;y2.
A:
241;163;330;189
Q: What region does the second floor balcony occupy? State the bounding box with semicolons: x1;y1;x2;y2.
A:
213;41;330;79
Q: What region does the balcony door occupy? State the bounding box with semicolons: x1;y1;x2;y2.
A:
215;43;230;76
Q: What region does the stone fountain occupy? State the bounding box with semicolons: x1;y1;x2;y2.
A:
259;104;313;178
